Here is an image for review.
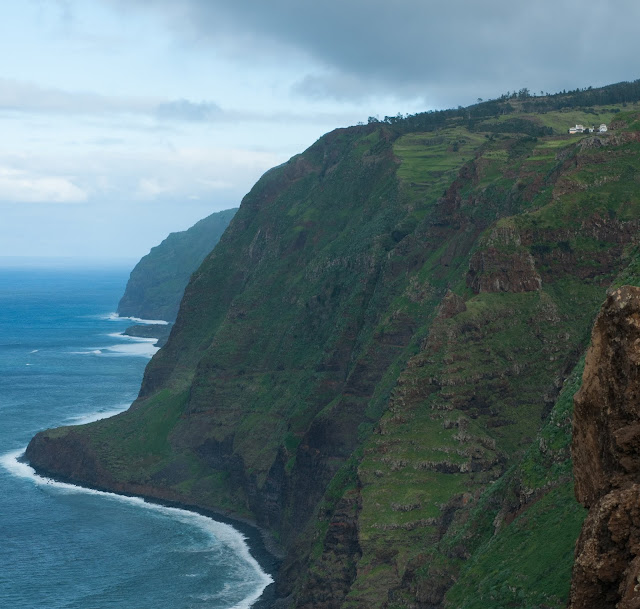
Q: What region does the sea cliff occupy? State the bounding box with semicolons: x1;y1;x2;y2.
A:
117;207;236;322
27;88;640;607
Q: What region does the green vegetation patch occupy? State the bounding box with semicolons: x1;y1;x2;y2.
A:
394;129;486;205
445;483;585;609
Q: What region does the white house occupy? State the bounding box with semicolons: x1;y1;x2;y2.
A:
599;124;608;132
569;124;585;134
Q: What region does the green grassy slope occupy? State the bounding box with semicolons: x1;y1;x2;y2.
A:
27;87;640;608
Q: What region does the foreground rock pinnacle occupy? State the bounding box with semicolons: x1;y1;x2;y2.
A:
570;285;640;609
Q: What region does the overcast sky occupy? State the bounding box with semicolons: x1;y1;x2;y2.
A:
1;0;639;262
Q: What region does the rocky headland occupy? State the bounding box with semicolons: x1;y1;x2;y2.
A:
117;207;236;322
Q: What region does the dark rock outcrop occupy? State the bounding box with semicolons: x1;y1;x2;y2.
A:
467;225;542;294
294;490;362;609
437;290;467;319
570;286;640;609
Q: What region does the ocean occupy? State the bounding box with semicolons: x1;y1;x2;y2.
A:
0;266;271;609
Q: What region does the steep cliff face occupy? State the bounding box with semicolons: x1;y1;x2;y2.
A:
117;207;236;321
467;224;542;293
570;286;640;609
26;100;640;608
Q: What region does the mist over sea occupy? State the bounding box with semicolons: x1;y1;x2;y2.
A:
0;266;270;608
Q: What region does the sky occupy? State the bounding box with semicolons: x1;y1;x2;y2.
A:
1;0;639;263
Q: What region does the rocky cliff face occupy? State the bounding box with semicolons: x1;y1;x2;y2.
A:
570;286;640;609
467;224;542;293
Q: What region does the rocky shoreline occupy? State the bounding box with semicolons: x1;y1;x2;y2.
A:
22;454;282;608
122;323;173;348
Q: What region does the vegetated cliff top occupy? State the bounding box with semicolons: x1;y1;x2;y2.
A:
26;81;640;609
117;207;237;322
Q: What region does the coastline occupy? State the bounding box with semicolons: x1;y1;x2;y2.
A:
20;454;282;609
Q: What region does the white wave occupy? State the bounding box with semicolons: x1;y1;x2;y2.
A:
102;342;159;358
30;349;39;354
68;405;130;424
69;334;158;358
103;332;159;357
0;449;273;606
103;312;169;325
106;332;156;342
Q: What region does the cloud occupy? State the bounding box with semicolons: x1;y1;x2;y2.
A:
89;137;127;146
0;167;87;203
135;177;169;199
127;146;285;201
136;174;234;200
0;78;226;123
292;72;425;105
108;0;640;107
155;99;222;122
0;77;352;128
0;78;149;115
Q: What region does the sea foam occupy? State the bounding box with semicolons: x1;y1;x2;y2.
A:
104;341;159;358
103;312;169;325
0;449;273;607
68;405;130;425
69;334;159;358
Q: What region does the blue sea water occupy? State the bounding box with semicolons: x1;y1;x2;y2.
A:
0;267;271;609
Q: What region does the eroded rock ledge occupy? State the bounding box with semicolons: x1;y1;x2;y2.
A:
570;285;640;609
